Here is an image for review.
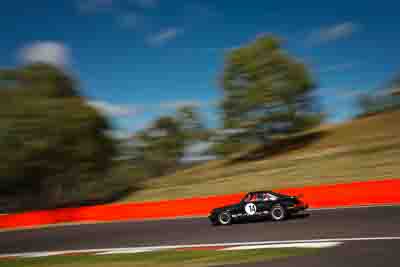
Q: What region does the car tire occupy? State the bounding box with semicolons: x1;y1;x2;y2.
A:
217;211;232;225
271;205;286;221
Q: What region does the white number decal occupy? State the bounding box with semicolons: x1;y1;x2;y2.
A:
245;203;257;215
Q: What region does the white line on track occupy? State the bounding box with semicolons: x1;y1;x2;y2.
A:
222;242;343;250
96;248;162;255
1;237;400;259
0;249;110;258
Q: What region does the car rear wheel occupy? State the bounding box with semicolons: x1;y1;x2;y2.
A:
218;211;232;225
271;205;286;221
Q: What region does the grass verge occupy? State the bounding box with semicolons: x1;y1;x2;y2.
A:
0;248;319;267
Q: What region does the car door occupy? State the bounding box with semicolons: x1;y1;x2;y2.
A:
263;193;280;212
253;193;268;216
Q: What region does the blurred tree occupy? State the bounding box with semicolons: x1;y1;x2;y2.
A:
220;37;321;133
175;105;208;142
388;72;400;86
358;93;378;116
0;64;119;211
217;35;322;154
358;72;400;117
0;63;78;98
388;73;400;96
138;116;185;176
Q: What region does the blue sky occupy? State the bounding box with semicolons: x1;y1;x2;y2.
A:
1;1;399;136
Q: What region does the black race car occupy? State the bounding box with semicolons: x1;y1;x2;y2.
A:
209;191;308;225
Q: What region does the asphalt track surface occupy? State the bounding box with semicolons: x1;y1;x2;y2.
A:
221;240;400;267
1;205;400;255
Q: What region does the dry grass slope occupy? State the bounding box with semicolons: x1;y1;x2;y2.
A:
124;111;400;202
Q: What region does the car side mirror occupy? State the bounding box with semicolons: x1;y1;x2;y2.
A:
297;194;304;199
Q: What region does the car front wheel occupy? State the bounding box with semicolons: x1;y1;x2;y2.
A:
218;211;232;225
271;205;286;221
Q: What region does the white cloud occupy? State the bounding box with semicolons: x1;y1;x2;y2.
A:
88;99;205;117
88;101;141;117
77;0;114;13
307;22;361;46
116;13;139;29
147;27;184;46
160;100;203;109
19;42;70;67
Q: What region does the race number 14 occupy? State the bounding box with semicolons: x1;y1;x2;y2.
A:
245;203;257;215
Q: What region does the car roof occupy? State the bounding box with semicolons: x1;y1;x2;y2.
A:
248;191;275;194
247;191;291;198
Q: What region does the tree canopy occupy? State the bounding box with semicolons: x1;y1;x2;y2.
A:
137;116;185;176
220;35;322;140
0;64;118;211
175;105;208;142
358;71;400;117
0;63;78;98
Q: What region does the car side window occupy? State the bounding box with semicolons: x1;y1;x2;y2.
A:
254;193;264;202
244;193;274;202
260;193;278;201
266;193;278;201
